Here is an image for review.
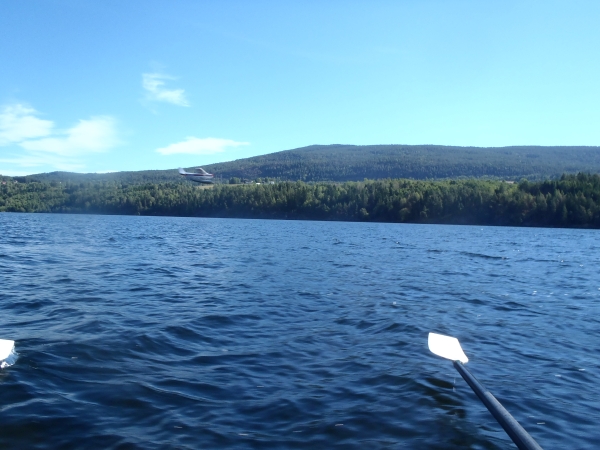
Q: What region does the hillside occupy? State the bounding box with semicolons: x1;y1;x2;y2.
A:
13;144;600;184
204;144;600;182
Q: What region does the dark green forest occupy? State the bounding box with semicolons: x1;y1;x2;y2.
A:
2;173;600;228
204;144;600;182
12;144;600;185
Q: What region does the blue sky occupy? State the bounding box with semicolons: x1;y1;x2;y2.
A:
1;1;599;176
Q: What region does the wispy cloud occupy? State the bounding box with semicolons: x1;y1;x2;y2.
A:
156;137;249;155
21;116;118;156
143;73;189;107
0;103;119;173
0;104;54;145
0;154;85;172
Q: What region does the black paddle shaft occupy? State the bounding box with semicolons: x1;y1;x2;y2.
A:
453;361;544;450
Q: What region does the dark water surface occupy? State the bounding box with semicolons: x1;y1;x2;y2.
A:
1;213;599;449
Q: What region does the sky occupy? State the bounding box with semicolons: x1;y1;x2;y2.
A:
1;1;599;176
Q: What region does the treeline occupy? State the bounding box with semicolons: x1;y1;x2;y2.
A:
2;173;600;228
13;144;600;185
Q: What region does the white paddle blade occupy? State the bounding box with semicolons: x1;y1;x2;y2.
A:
428;333;468;363
0;339;15;361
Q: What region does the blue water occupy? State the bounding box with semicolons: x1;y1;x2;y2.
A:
1;213;599;449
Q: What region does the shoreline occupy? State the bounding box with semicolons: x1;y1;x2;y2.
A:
2;174;599;229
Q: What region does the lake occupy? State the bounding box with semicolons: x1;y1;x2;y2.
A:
1;213;598;449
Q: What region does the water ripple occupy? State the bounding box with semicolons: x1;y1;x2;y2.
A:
1;214;599;449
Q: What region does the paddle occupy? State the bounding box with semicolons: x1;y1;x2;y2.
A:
428;333;543;450
0;339;15;369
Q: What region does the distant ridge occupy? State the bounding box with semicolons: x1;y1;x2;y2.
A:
14;144;600;184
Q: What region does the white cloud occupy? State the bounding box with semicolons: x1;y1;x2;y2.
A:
0;168;43;177
143;73;189;107
0;104;54;145
21;116;118;156
156;137;249;155
0;154;85;172
0;102;119;174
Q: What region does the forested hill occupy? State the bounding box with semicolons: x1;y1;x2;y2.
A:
204;145;600;182
13;144;600;184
